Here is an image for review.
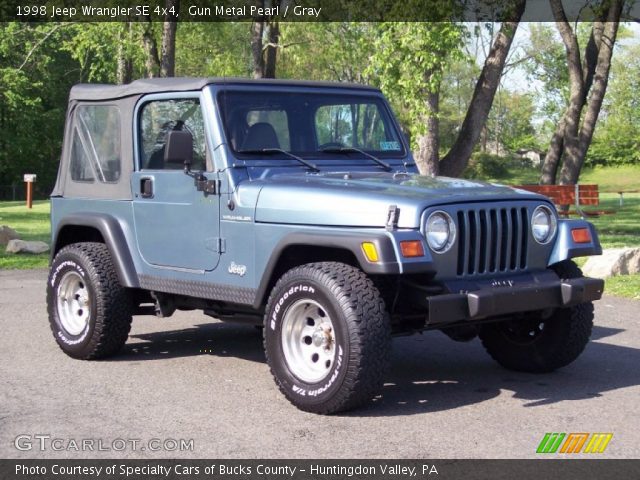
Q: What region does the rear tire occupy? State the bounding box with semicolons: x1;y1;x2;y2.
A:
479;261;593;373
264;262;390;414
47;242;132;359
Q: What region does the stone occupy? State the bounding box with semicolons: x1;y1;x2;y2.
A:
582;247;640;278
0;225;20;246
5;239;50;254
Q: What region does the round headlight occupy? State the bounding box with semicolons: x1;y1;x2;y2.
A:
426;211;456;253
531;205;557;244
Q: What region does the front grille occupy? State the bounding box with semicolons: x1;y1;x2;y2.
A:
456;206;529;276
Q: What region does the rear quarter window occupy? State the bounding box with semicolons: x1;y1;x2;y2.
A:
70;105;121;183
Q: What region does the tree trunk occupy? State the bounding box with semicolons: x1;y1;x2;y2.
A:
439;0;525;177
160;0;180;78
141;20;160;78
116;23;133;85
263;20;279;79
559;2;622;184
539;4;609;184
414;91;440;176
251;19;265;79
551;0;585;185
539;116;565;184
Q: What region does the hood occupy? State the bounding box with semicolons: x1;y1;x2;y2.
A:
246;171;545;228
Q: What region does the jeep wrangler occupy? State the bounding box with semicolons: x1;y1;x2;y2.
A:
48;78;604;414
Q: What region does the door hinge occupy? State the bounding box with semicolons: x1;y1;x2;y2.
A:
217;237;226;253
205;237;226;253
195;177;221;195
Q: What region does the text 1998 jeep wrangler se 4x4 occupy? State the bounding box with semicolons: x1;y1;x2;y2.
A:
48;78;604;413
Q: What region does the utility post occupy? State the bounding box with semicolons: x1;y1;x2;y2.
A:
23;174;36;209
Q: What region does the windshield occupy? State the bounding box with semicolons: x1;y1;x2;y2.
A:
217;90;406;160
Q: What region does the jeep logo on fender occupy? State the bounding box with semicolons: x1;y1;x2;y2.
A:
227;262;247;277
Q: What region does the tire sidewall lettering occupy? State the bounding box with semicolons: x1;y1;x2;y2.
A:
49;256;93;348
270;284;316;331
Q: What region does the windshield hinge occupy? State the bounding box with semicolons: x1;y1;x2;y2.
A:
386;205;400;231
195;177;221;195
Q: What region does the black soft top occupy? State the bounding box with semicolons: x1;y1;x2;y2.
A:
69;77;379;101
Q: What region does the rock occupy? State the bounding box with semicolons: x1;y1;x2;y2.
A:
0;225;20;246
582;247;640;278
5;239;50;254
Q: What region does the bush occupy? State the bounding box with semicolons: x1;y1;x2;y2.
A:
463;153;511;179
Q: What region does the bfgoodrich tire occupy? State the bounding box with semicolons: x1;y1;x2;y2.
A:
479;260;594;373
47;242;132;359
264;262;391;414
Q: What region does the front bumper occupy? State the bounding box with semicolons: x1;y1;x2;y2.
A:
426;272;604;326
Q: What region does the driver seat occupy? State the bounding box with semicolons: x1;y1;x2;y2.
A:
241;122;280;150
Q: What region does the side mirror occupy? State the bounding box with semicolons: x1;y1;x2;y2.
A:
164;130;193;172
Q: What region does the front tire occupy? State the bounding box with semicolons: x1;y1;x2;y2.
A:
264;262;391;414
479;261;594;373
47;242;132;359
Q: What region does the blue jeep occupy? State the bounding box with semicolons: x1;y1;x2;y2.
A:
48;78;604;413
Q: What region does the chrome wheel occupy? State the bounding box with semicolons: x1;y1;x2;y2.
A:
56;271;91;336
281;299;336;383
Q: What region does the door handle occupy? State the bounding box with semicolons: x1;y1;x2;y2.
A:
140;177;154;198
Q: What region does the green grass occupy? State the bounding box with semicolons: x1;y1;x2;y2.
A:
580;164;640;192
604;274;640;300
0;201;50;270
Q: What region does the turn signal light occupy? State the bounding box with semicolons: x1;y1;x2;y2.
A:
400;240;425;258
361;242;379;262
571;228;592;244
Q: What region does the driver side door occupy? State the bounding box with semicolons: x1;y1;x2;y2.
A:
131;93;221;272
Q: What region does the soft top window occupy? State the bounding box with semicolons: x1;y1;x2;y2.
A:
70;105;121;183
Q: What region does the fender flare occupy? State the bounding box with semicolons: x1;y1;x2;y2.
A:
252;231;401;309
52;213;140;288
548;219;602;266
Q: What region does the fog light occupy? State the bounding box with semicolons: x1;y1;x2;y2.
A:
361;242;379;262
571;228;591;243
400;240;425;258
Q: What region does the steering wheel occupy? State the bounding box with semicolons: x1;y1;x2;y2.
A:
318;142;345;150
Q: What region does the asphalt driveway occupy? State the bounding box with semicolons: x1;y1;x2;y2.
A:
1;269;638;459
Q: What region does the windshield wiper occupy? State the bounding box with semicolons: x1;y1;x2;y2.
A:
237;148;320;172
319;146;392;172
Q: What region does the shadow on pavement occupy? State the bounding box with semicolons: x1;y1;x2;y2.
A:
116;322;266;364
351;325;640;416
114;322;640;416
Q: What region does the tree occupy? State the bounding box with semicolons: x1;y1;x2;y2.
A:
439;0;526;176
539;0;623;185
587;43;640;166
486;90;538;154
141;0;181;78
177;23;252;77
250;0;288;79
0;23;78;195
369;1;525;177
278;23;375;83
369;22;467;176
